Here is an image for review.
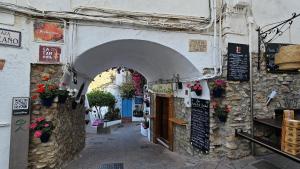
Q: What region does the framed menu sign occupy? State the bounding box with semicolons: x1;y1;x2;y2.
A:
227;43;250;81
190;98;210;153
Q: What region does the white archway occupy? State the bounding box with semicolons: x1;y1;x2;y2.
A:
73;39;202;91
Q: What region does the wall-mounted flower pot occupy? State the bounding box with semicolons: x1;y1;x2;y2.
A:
194;90;202;96
41;97;54;107
72;101;77;109
218;115;227;123
213;88;224;98
58;95;68;104
40;133;50;143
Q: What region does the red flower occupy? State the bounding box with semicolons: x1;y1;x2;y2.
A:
37;84;45;88
31;95;38;100
30;123;38;129
36;87;45;93
44;123;50;127
34;130;42;138
36;117;45;122
42;76;49;81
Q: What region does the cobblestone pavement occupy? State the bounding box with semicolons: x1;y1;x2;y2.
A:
64;123;300;169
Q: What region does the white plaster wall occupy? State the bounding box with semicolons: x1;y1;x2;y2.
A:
73;24;216;73
0;14;66;168
252;0;300;45
4;0;210;17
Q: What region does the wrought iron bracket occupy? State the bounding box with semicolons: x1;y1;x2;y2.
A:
256;13;300;71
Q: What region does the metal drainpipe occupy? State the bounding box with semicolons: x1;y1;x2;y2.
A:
248;16;255;155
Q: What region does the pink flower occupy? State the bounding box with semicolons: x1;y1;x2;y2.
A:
30;123;38;129
44;123;49;127
36;117;45;122
34;130;42;138
215;79;225;87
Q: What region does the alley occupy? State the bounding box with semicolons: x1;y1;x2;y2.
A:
64;123;300;169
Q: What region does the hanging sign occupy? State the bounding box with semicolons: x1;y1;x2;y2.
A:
0;28;21;47
227;43;250;81
12;97;30;115
34;20;64;43
190;98;210;153
39;45;61;63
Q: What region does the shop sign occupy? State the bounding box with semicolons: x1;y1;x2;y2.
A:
34;20;64;43
39;45;61;63
189;40;207;52
150;83;173;94
12;97;30;115
0;28;21;47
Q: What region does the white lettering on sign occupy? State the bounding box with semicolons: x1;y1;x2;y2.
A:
0;28;21;47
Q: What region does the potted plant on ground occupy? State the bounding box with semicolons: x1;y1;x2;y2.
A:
187;81;203;96
213;102;231;122
35;79;58;107
30;117;54;143
212;79;226;98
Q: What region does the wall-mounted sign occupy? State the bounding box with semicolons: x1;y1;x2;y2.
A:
12;97;30;115
227;43;250;81
150;83;173;94
0;59;5;70
190;98;210;153
0;28;21;47
39;45;61;63
189;40;207;52
34;20;64;43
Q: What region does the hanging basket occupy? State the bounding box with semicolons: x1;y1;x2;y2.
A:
213;88;224;98
194;90;202;96
40;133;51;143
275;45;300;70
41;97;54;107
58;95;68;104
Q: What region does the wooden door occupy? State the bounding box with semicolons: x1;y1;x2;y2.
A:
154;95;174;151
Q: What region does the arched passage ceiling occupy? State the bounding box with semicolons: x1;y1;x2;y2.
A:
74;39;201;82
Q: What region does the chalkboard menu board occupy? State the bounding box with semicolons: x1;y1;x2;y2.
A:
227;43;250;81
190;98;210;152
265;43;298;73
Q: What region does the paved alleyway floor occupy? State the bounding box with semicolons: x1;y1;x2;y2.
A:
64;123;300;169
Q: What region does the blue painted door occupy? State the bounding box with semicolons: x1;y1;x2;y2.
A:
122;99;132;118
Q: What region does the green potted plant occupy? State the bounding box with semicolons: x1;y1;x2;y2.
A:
212;79;226;98
213;101;231;122
187;81;203;96
35;78;58;107
30;117;54;143
56;89;69;104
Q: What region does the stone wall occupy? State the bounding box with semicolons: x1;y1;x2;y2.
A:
28;64;86;169
174;53;300;159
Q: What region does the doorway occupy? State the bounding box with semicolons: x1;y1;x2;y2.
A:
154;95;174;150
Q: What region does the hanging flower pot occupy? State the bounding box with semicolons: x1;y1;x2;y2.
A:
72;100;77;109
213;88;224;98
57;89;69;104
40;132;51;143
41;97;54;107
195;90;202;96
218;114;227;122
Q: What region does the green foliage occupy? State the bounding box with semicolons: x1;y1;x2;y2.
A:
104;108;121;121
87;90;116;108
120;82;135;98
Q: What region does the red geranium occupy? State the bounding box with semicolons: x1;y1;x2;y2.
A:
30;117;54;139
